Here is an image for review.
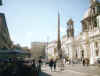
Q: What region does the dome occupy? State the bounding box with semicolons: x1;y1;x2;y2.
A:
83;8;91;19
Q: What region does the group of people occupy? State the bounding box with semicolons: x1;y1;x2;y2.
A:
0;57;90;76
48;58;66;72
0;58;42;76
48;57;90;72
64;57;90;66
49;59;57;72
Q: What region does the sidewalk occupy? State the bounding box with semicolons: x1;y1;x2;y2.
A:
64;64;100;76
42;64;100;76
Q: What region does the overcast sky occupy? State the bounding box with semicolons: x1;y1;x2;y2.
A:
0;0;89;48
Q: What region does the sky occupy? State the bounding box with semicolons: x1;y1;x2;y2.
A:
0;0;89;48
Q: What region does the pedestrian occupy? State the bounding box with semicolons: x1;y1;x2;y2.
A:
32;59;36;70
82;58;85;66
85;58;89;66
32;59;38;76
38;59;42;72
53;59;57;72
49;59;54;72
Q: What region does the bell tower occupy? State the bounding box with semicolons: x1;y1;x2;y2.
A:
67;18;74;38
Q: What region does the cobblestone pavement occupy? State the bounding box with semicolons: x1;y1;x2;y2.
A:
40;64;100;76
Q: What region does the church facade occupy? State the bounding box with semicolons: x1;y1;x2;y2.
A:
46;0;100;64
62;0;100;64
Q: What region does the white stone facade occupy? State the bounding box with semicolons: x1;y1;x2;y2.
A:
61;28;100;64
46;29;100;64
45;40;58;59
45;0;100;64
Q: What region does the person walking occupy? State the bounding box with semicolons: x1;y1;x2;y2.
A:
32;59;38;76
49;59;54;72
85;58;89;66
53;59;57;72
38;59;42;72
82;58;85;66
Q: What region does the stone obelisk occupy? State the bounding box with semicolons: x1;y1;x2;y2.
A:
57;11;62;59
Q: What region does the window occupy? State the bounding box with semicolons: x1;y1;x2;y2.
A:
97;15;100;27
95;6;100;15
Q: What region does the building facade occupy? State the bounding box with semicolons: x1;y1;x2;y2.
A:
62;0;100;64
30;42;46;59
45;40;58;59
46;0;100;64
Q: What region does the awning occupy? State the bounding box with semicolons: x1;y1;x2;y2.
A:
0;49;30;58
